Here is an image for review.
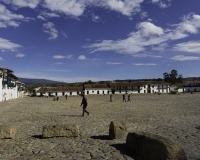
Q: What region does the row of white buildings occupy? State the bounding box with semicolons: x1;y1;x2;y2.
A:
35;81;200;97
0;68;25;102
35;81;171;97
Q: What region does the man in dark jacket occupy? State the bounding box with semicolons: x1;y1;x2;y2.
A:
80;96;89;116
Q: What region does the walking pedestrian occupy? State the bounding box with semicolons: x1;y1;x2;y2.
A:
65;94;68;100
127;94;131;102
80;96;89;116
109;94;112;102
123;94;126;102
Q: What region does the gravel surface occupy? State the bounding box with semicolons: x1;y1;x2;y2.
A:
0;93;199;160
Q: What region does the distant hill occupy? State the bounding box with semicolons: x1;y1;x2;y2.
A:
19;78;65;85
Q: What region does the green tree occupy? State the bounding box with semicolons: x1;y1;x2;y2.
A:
163;69;183;84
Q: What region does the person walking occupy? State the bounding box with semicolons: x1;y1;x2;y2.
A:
80;96;89;116
127;94;131;102
123;94;126;102
109;94;112;102
65;94;68;100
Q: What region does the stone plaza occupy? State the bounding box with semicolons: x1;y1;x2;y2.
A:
0;93;199;160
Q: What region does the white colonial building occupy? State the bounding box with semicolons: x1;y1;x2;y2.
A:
0;68;24;102
183;81;200;92
84;84;111;95
108;81;170;94
36;85;83;97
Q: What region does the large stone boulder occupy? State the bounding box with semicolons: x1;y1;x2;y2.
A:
42;124;79;138
109;121;127;139
126;131;187;160
0;125;16;139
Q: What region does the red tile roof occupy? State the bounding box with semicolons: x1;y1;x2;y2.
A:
84;84;109;88
38;86;83;92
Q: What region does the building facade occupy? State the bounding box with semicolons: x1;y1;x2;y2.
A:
0;68;23;102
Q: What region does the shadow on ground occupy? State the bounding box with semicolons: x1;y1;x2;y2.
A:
110;143;150;160
32;135;43;139
90;135;111;140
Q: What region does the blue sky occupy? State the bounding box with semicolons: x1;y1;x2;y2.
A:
0;0;200;83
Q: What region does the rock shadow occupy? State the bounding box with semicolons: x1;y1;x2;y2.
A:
110;143;150;160
90;135;111;140
32;135;43;139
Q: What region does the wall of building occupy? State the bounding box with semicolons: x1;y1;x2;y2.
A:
184;87;200;92
85;88;111;95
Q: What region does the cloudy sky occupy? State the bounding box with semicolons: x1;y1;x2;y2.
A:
0;0;200;82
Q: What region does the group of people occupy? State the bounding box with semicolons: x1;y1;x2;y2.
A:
110;94;131;102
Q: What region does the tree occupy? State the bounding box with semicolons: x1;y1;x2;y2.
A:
84;80;94;84
163;72;170;82
157;78;163;81
177;74;183;84
163;69;183;84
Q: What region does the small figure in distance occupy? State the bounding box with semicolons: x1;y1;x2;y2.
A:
123;94;126;102
65;94;68;100
127;94;131;102
80;96;89;116
109;94;112;102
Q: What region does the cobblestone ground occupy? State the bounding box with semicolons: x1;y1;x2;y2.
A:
0;93;199;160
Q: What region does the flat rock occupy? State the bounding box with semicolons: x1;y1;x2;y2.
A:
42;124;79;138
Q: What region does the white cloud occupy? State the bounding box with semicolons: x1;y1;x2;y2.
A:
16;53;25;57
37;15;46;21
61;30;68;38
78;55;86;60
83;13;200;55
171;55;199;61
104;0;143;17
0;57;3;61
151;0;171;9
91;13;100;22
52;55;73;59
140;12;148;19
1;0;40;9
0;4;33;28
37;11;60;20
152;0;160;3
173;41;200;53
133;54;162;58
44;0;85;17
42;0;144;18
54;62;64;65
0;37;22;51
133;63;157;66
107;62;123;65
159;2;171;8
174;13;200;34
43;22;58;40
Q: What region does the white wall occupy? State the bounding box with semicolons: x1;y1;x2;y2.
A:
85;88;111;95
0;77;2;102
